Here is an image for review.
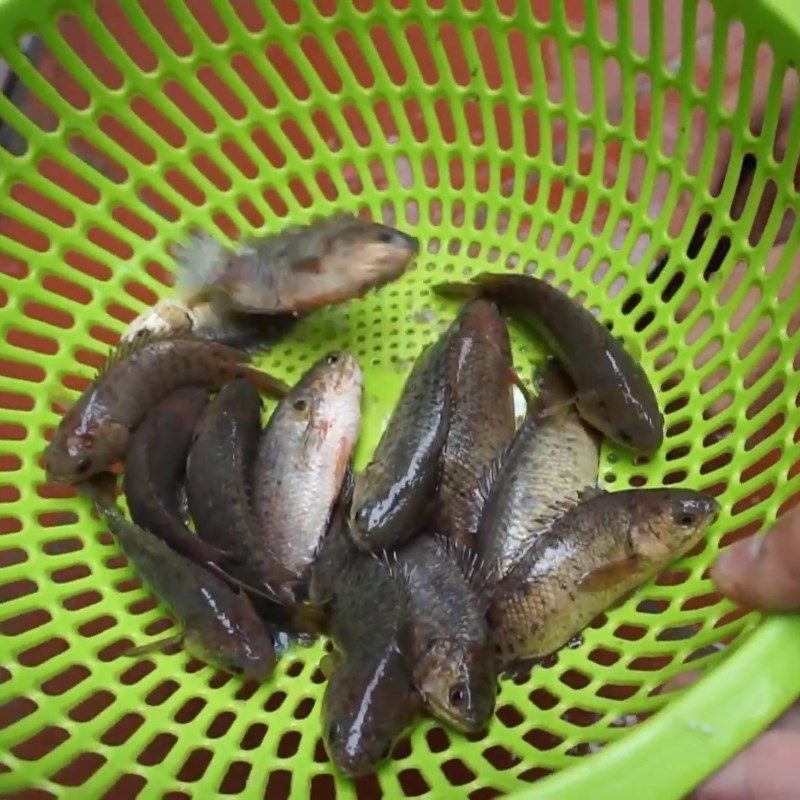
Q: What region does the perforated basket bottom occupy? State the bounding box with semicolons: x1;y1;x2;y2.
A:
0;0;799;797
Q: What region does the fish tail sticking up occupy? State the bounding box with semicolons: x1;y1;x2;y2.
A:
172;230;229;306
240;365;292;399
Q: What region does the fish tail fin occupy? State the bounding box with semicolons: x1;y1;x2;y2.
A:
433;281;480;300
172;230;230;306
240;365;292;399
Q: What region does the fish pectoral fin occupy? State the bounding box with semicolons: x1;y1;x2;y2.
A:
122;632;184;658
577;484;605;502
578;556;642;593
240;366;292;399
320;649;342;679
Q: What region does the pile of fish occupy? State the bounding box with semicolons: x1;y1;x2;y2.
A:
43;214;719;777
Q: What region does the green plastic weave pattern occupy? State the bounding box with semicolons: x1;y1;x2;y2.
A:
1;1;799;798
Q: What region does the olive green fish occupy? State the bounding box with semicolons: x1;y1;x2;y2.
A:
176;213;419;314
488;489;719;664
91;487;275;680
436;273;664;452
351;331;454;551
478;364;600;576
399;536;496;733
44;334;289;483
186;379;297;602
253;352;362;598
435;299;517;548
321;551;419;776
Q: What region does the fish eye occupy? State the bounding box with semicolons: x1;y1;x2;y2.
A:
677;512;695;527
377;230;394;243
618;429;633;444
326;353;340;365
76;457;91;474
293;398;308;412
449;683;468;708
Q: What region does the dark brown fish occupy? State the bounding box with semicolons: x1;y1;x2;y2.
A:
436;299;516;547
351;332;454;551
322;553;419;776
186;379;297;601
176;214;419;314
399;537;495;733
92;490;275;680
121;388;239;580
253;352;362;596
436;273;664;452
478;364;600;576
488;489;719;664
43;334;290;483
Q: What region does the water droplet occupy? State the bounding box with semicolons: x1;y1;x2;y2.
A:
566;634;584;650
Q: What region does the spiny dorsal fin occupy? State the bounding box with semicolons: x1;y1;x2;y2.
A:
469;449;509;511
433;534;497;599
96;329;204;380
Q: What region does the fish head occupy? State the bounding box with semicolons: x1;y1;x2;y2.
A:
288;351;362;447
183;611;276;681
577;382;664;453
43;418;129;483
629;489;720;562
322;650;418;776
415;638;497;734
319;218;419;289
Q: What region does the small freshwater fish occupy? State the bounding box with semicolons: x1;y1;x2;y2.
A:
478;364;600;576
488;489;719;664
400;537;496;733
253;352;362;597
435;299;517;548
351;332;454;551
175;214;419;314
91;484;275;680
186;379;297;601
44;334;289;483
321;553;419;776
436;273;664;452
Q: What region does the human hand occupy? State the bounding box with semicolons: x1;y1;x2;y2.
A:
691;508;800;799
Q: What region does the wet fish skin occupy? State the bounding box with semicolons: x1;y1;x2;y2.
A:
488;489;719;664
43;335;289;483
351;332;453;551
400;537;496;733
435;274;664;452
122;388;232;572
253;351;362;595
322;554;419;776
478;364;600;576
101;504;275;680
176;214;419;315
436;299;516;548
186;379;297;600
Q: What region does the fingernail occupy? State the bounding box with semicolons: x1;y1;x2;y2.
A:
712;537;763;586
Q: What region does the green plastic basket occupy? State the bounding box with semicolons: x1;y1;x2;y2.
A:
1;0;799;797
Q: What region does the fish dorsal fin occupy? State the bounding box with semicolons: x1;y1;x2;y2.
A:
96;329;198;379
433;534;496;599
469;449;508;511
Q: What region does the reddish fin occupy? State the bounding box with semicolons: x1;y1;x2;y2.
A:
578;556;641;593
240;366;291;399
123;632;184;658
